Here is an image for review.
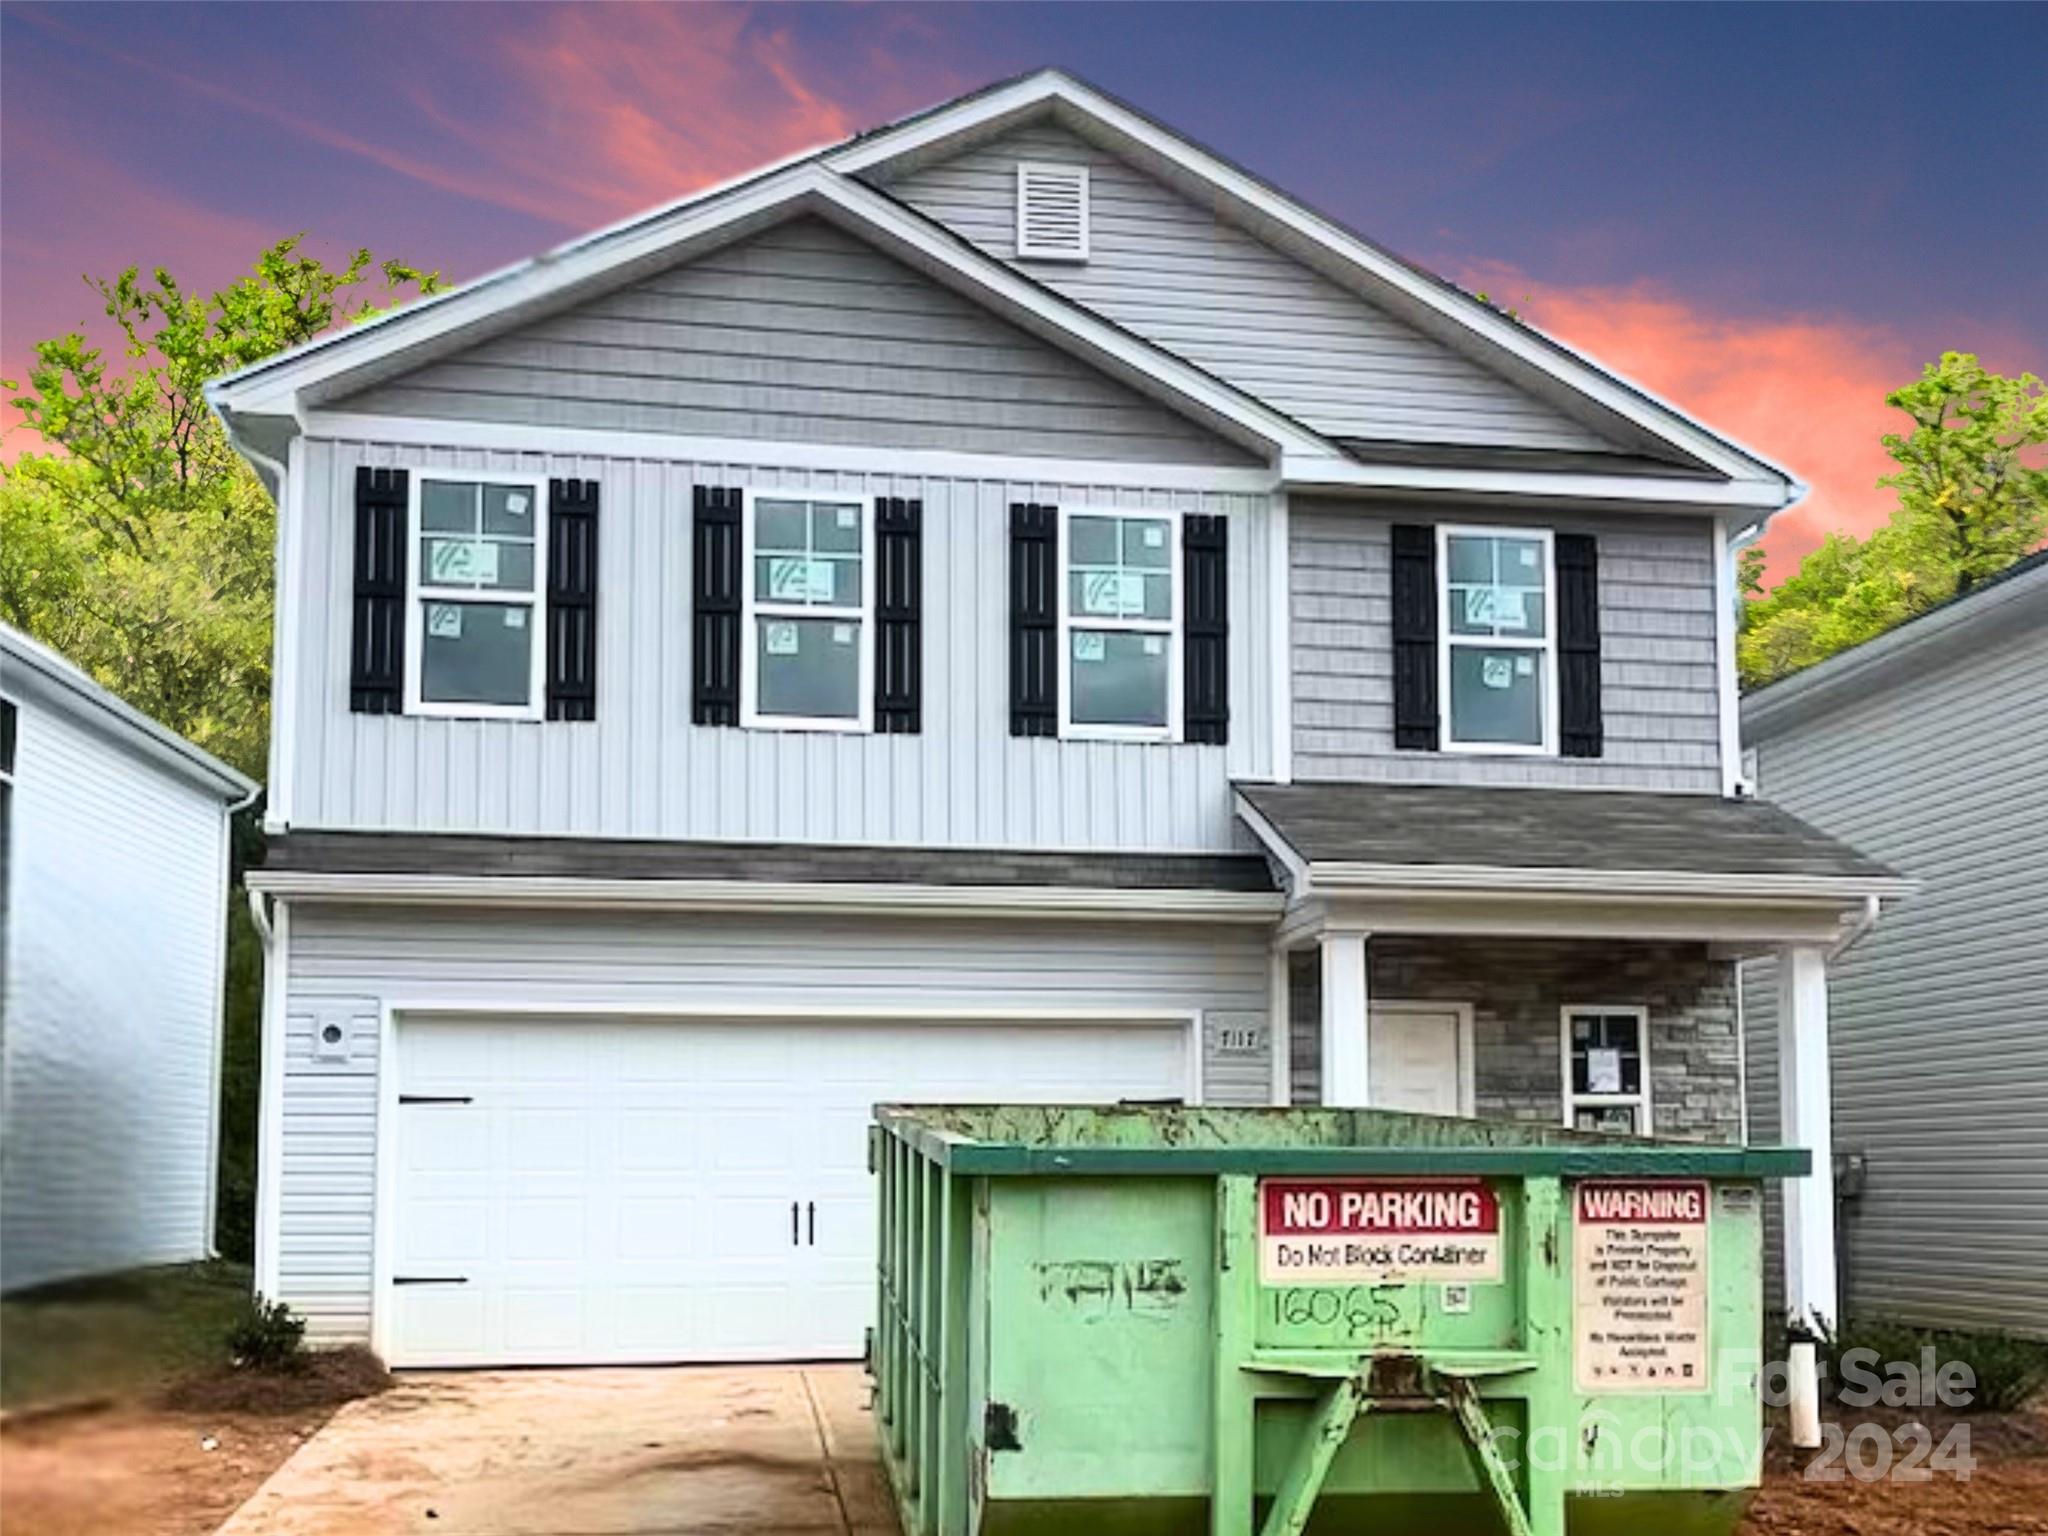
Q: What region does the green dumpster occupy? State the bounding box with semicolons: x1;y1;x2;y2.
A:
870;1104;1806;1536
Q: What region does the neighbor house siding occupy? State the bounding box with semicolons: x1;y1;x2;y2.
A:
1287;938;1742;1142
285;437;1277;849
1741;610;2048;1336
1290;504;1723;791
0;692;226;1291
275;904;1274;1340
336;217;1253;466
880;120;1615;453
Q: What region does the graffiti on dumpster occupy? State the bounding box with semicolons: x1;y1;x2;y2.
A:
1269;1284;1410;1343
1035;1258;1188;1316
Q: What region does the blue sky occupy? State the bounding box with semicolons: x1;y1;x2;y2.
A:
5;2;2042;563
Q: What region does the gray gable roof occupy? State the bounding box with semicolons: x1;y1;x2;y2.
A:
1236;781;1897;883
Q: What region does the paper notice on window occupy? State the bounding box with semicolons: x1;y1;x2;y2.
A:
1481;656;1515;690
1587;1048;1623;1094
764;621;799;656
1575;1182;1709;1393
767;557;837;604
503;608;526;630
1142;635;1164;656
832;623;854;646
1515;654;1535;676
835;505;859;530
427;603;463;640
1080;571;1142;617
429;537;500;586
1496;592;1530;632
1518;544;1540;568
504;492;530;516
1141;523;1166;549
1074;631;1106;663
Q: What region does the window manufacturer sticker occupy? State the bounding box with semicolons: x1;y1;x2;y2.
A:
1141;635;1164;656
764;621;799;656
427;603;463;640
428;538;500;586
835;505;859;530
1481;656;1515;689
1074;631;1106;663
832;623;854;646
503;492;530;517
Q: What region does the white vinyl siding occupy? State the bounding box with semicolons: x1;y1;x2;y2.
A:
0;691;228;1291
273;904;1273;1342
1290;504;1722;791
287;437;1277;849
335;218;1251;467
879;120;1618;453
1742;609;2048;1336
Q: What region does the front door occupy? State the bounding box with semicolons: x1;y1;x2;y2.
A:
1368;1005;1469;1116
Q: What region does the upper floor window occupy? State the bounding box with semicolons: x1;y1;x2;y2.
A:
742;491;872;732
407;474;547;718
1061;509;1180;740
1439;526;1555;754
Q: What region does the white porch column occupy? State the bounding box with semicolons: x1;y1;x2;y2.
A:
1777;943;1837;1448
1320;928;1371;1107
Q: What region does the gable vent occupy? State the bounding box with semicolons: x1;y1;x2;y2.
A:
1015;162;1089;261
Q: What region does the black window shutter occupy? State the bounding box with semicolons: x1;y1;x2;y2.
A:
350;466;408;715
1556;532;1604;758
874;497;923;734
1009;503;1058;737
692;485;743;726
545;479;599;721
1183;513;1228;745
1389;523;1439;751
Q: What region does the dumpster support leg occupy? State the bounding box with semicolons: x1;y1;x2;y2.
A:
1257;1376;1369;1536
1445;1376;1543;1536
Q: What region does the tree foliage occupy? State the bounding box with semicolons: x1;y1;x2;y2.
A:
1740;353;2048;690
2;239;441;778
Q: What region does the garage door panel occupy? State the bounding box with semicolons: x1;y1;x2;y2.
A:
388;1015;1189;1366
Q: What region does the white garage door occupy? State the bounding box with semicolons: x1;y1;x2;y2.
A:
386;1015;1190;1366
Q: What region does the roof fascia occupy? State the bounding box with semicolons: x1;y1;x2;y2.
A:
1743;555;2048;739
1280;459;1791;513
829;72;1799;496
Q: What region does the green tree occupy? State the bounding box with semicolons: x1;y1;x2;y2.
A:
1740;353;2047;689
3;238;441;1259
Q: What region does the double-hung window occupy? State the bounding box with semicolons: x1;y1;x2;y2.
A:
408;473;547;717
1439;525;1555;753
1562;1006;1652;1135
1061;509;1180;739
743;491;872;731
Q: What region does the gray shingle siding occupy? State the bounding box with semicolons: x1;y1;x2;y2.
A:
1289;939;1743;1143
1741;600;2048;1337
336;217;1253;465
1290;504;1726;791
879;119;1618;453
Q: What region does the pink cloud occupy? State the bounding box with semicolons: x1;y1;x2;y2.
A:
1458;261;1929;577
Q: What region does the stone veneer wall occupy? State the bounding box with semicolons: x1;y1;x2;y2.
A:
1288;938;1743;1142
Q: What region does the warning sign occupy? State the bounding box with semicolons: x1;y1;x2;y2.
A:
1574;1181;1710;1393
1258;1178;1502;1286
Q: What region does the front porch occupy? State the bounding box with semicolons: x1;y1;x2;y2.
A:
1237;780;1911;1348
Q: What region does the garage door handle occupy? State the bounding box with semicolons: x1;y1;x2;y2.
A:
393;1275;469;1286
398;1095;473;1105
807;1201;816;1246
791;1201;800;1247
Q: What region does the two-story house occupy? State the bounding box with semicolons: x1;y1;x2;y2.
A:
209;70;1898;1370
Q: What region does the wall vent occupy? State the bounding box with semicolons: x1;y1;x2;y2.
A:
1015;162;1089;261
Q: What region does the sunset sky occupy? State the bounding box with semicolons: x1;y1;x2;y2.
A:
4;1;2042;572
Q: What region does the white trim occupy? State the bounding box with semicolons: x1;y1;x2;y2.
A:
270;435;305;828
213;168;1325;463
1733;958;1751;1145
1318;927;1370;1107
200;806;233;1258
367;998;1203;1362
1714;518;1748;796
1559;1003;1653;1135
1283;459;1792;511
303;412;1282;494
1014;161;1090;261
1232;794;1310;899
252;897;289;1300
1057;504;1184;743
402;470;550;721
243;868;1286;922
1776;944;1837;1334
1268;493;1293;783
1436;524;1558;757
1371;999;1478;1118
828;72;1799;495
1268;943;1292;1106
739;488;876;734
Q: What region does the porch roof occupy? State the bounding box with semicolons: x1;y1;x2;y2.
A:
1235;781;1905;904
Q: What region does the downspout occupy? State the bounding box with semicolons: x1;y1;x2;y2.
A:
1826;894;1881;962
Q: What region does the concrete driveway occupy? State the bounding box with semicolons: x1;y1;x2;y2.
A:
215;1365;899;1536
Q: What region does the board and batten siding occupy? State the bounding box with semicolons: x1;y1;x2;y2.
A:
879;120;1614;453
275;904;1274;1340
336;217;1252;466
287;438;1275;849
1290;504;1723;791
0;691;227;1291
1742;611;2048;1337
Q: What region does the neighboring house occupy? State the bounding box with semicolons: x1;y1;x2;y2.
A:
207;69;1898;1369
0;625;257;1293
1742;551;2048;1338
